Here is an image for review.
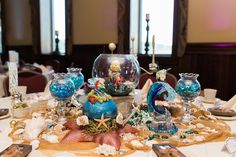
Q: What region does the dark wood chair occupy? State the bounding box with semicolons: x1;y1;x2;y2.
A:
44;59;60;72
138;72;177;89
20;64;42;73
3;70;48;96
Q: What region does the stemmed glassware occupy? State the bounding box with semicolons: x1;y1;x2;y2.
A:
67;68;85;107
176;73;201;122
49;73;75;123
67;68;84;92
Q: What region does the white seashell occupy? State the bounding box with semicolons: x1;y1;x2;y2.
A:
115;112;124;125
95;144;116;156
194;136;205;142
13;129;25;135
23;117;47;141
196;123;205;129
200;132;209;135
156;69;167;81
208;129;218;133
42;134;59;143
47;99;58;109
30;140;40;150
32;112;42;118
76;115;89;126
14;140;24;144
182;139;193;143
130;140;144;147
121;133;136;141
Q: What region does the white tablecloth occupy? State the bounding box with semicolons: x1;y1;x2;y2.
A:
0;97;235;157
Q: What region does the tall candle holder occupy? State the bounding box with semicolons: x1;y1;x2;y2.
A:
54;30;60;55
144;15;150;55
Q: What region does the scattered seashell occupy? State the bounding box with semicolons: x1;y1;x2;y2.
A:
13;128;25;135
14;140;24;144
32;112;42;118
116;112;124;125
182;139;193;143
196;123;205;129
194;136;205;142
23;117;47;141
207;129;218;133
47;99;58;109
130;139;144;147
95;144;117;156
42;134;59;143
30;140;40;150
126;139;149;150
121;133;136;141
76;115;89;126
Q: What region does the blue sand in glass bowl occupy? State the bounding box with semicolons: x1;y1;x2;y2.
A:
50;80;75;100
176;80;201;102
69;74;84;90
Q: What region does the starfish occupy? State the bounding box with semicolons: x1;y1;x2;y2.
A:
94;114;110;129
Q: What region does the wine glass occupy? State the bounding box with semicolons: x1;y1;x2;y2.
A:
176;73;201;122
49;73;75;123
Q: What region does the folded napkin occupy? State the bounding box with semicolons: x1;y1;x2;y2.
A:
220;95;236;112
141;79;153;104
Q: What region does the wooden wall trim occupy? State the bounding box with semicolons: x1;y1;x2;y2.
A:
186;43;236;55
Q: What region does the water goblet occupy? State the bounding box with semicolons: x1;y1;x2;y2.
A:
176;73;201;122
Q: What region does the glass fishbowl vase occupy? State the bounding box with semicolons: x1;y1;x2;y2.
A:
49;73;75;122
92;54;140;96
67;68;84;91
176;73;201;122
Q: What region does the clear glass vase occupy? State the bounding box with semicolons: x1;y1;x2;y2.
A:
176;73;201;122
92;54;140;96
67;68;84;91
49;73;75;123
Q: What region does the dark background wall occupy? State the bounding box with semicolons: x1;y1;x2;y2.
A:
1;0;236;100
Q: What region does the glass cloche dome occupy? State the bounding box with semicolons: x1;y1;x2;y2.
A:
92;54;140;96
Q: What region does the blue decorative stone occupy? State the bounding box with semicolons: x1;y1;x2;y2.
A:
67;68;84;90
83;99;118;119
49;73;75;100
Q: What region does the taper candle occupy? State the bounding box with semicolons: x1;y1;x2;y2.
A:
152;35;155;64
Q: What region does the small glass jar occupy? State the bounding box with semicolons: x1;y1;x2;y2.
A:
49;73;75;100
67;68;84;91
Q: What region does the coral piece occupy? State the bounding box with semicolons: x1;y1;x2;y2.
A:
61;129;93;144
64;119;79;130
23;117;47;141
118;124;139;135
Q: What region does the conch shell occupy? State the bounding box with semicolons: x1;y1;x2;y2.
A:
115;112;124;125
76;115;89;126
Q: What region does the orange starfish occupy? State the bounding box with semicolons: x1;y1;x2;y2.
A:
94;114;110;129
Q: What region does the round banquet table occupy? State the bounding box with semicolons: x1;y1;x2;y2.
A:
0;96;235;157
